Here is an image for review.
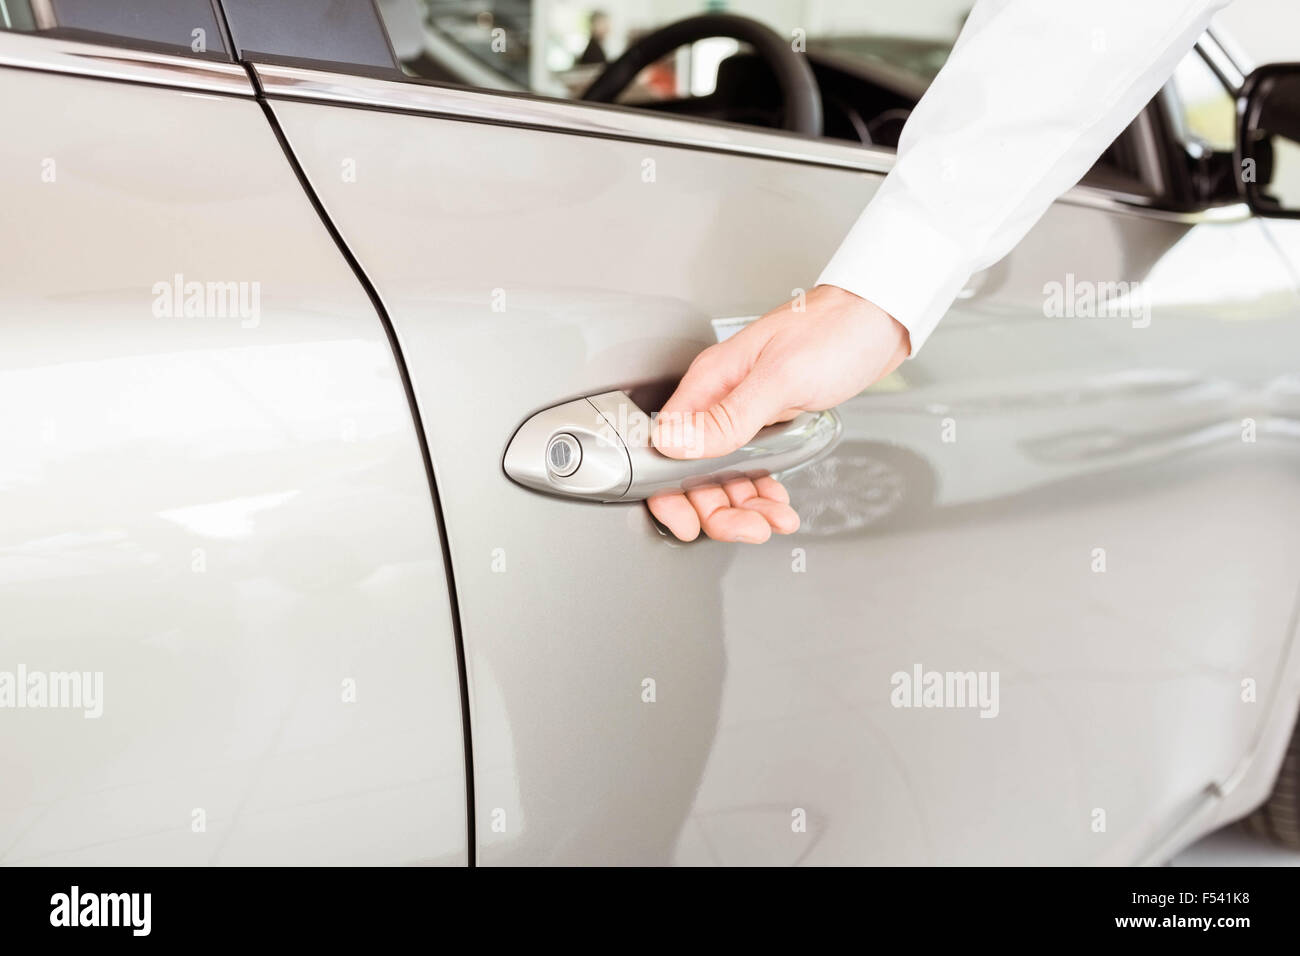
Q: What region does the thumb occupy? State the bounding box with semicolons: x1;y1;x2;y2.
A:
654;357;793;459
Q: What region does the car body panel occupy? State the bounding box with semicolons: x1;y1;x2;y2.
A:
266;66;1300;864
3;6;1299;866
0;60;468;864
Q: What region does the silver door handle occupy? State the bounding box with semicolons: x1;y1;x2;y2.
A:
504;390;841;502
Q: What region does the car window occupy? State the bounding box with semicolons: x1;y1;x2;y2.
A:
378;0;968;116
0;0;230;58
375;0;1164;198
221;0;399;73
1166;47;1236;152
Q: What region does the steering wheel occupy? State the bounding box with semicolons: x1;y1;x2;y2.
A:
581;13;824;138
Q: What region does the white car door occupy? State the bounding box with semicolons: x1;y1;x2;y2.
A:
240;1;1300;865
0;12;468;864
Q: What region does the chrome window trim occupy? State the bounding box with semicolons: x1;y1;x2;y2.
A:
1197;31;1246;91
1201;26;1250;89
0;30;251;95
257;61;1250;225
255;62;898;175
0;30;1246;226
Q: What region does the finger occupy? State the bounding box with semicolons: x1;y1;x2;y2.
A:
655;321;795;461
720;475;759;507
654;340;754;457
647;492;700;542
687;360;796;459
701;507;773;543
726;473;798;533
739;495;800;534
684;483;731;522
686;485;772;543
753;475;790;504
658;344;744;416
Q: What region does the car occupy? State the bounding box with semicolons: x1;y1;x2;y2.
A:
2;0;1299;866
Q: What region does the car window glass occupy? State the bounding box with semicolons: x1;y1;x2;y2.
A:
0;0;229;58
222;0;399;73
380;0;966;97
1167;48;1236;152
374;0;1162;198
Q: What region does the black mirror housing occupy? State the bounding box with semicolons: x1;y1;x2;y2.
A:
1237;62;1300;218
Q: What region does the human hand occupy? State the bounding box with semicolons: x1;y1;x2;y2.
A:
647;285;910;543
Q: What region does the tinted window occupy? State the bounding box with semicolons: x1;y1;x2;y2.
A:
221;0;398;72
0;0;228;57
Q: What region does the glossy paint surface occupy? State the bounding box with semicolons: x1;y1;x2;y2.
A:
0;65;468;864
3;23;1298;866
274;75;1300;864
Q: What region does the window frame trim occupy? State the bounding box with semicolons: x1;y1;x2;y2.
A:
0;21;1252;226
0;27;251;95
253;56;1249;225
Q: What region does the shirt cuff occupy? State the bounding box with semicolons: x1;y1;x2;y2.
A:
815;188;974;355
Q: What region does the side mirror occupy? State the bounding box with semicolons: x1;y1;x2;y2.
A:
1237;63;1300;218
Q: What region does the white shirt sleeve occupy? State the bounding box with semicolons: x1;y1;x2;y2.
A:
816;0;1233;354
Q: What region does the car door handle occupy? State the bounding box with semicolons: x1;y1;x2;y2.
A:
504;390;841;502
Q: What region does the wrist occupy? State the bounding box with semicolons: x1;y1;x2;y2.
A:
813;283;912;356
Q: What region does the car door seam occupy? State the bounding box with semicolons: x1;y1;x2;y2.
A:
241;63;478;867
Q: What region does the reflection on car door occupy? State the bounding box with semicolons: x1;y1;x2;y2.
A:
266;68;1300;864
0;38;467;865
